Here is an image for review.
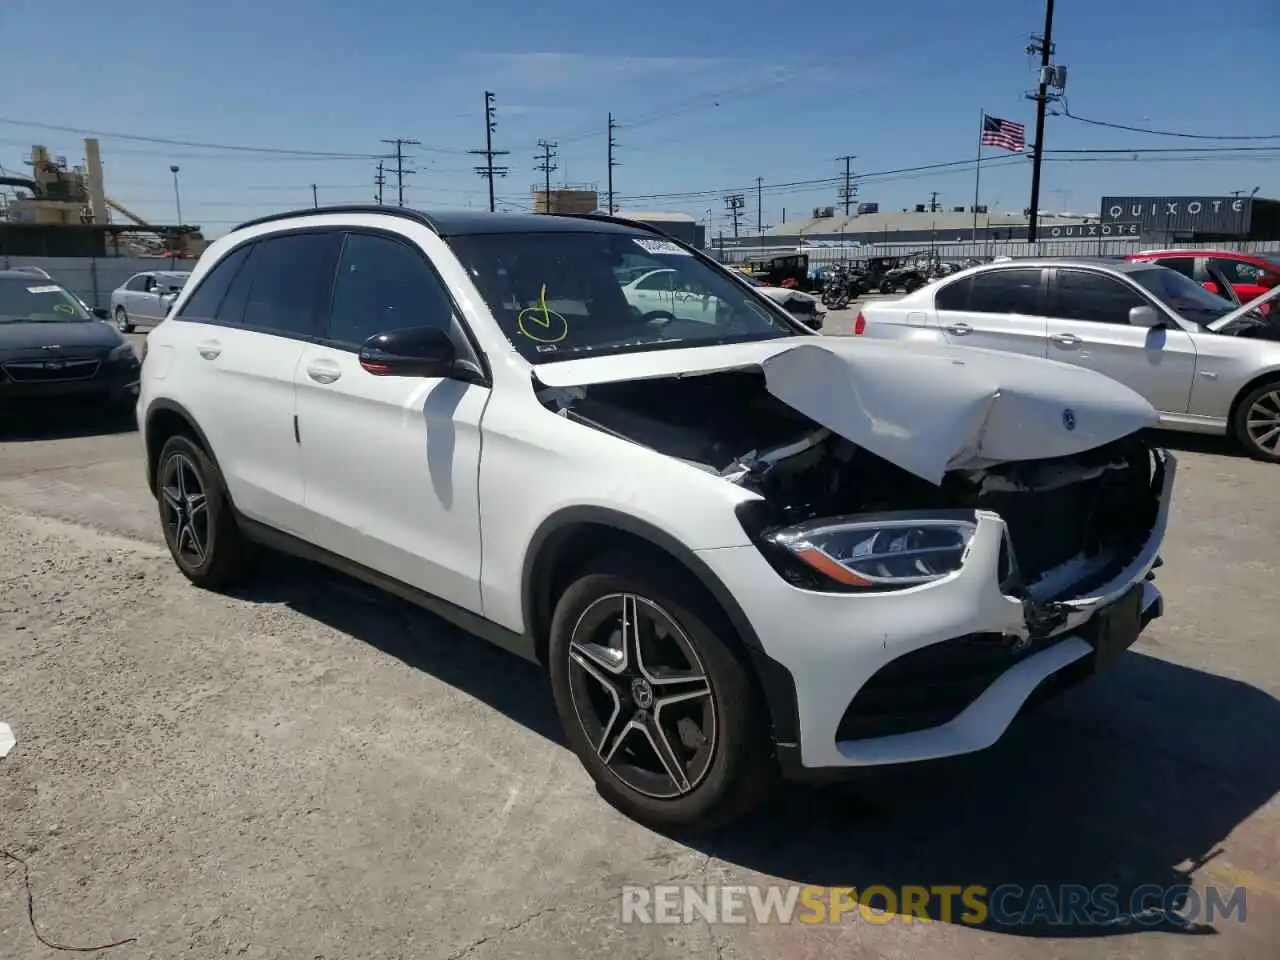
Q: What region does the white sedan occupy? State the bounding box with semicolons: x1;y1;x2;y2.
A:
622;267;824;329
855;257;1280;462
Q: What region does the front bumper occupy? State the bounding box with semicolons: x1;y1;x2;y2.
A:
696;451;1176;775
0;358;140;408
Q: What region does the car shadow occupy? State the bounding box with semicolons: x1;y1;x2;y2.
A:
0;407;136;442
232;556;1278;939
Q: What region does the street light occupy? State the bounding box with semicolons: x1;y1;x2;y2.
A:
169;165;182;226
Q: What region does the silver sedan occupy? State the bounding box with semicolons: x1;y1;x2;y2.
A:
857;257;1280;462
109;270;190;333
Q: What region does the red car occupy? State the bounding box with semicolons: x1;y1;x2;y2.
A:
1126;249;1279;313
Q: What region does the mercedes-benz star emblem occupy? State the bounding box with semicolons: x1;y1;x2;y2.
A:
630;677;655;711
1062;408;1077;431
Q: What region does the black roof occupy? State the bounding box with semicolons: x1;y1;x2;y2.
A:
232;205;662;238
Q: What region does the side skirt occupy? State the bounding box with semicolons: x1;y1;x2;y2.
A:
236;514;541;665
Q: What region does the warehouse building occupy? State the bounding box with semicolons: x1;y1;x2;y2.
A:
738;203;1094;247
1098;195;1280;245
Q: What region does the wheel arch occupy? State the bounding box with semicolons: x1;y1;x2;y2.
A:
1228;367;1280;431
143;398;221;497
520;506;800;744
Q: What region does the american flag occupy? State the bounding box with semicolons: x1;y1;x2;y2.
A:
981;114;1026;152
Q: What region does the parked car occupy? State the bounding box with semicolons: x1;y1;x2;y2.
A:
138;208;1173;831
855;258;1280;461
7;265;53;280
735;271;825;329
110;270;190;333
1127;249;1279;313
0;270;140;417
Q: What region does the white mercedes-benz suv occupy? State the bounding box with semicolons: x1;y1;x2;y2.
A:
138;207;1175;831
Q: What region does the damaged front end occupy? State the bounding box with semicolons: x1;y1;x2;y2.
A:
538;367;1171;640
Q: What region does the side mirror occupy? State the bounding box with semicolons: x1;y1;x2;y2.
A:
1129;305;1164;329
92;307;110;321
359;326;458;378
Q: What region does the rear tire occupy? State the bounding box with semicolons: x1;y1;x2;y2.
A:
115;307;134;334
548;553;776;833
1232;379;1280;463
155;434;253;589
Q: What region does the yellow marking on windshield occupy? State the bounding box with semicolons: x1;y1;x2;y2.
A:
516;283;569;343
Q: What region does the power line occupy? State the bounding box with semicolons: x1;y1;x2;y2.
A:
0;116;401;158
534;140;558;212
381;138;419;207
607;114;620;214
469;91;510;213
1060;105;1280;141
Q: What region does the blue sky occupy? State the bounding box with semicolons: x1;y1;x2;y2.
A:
2;0;1277;238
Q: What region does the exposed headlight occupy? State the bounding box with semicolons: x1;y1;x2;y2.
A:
108;343;136;362
766;513;978;590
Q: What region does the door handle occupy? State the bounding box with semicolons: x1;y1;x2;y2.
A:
1050;332;1082;347
196;340;221;360
306;361;341;385
943;321;972;336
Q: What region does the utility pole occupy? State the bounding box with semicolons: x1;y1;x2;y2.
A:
534;139;558;213
311;183;318;209
724;193;745;238
1026;0;1057;242
607;113;620;214
836;155;857;215
929;191;940;213
469;91;510;213
374;161;386;205
381;138;419;207
755;177;763;233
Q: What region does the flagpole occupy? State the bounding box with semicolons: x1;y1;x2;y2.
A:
972;109;984;242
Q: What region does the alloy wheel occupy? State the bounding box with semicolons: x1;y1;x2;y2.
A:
1246;390;1280;455
160;453;210;566
566;593;716;799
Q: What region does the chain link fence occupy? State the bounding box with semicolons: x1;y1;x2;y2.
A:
0;255;191;310
711;238;1280;266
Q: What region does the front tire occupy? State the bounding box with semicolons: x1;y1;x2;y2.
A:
548;554;775;832
115;307;134;334
155;434;252;589
1233;380;1280;463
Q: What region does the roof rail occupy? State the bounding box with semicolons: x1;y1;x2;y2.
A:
232;204;441;234
548;212;671;238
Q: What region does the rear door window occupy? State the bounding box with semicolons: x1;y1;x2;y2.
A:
236;232;343;338
966;268;1044;314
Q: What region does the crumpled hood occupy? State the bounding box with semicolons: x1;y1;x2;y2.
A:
533;336;1158;485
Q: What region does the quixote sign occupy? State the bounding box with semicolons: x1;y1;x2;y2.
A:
1046;221;1140;238
1099;196;1253;237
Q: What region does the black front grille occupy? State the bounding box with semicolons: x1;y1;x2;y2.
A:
2;358;101;383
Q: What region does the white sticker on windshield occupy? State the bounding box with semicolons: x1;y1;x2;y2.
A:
26;284;62;294
633;237;691;257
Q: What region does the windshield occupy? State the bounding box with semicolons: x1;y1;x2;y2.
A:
0;278;92;323
1127;267;1232;327
446;231;797;362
